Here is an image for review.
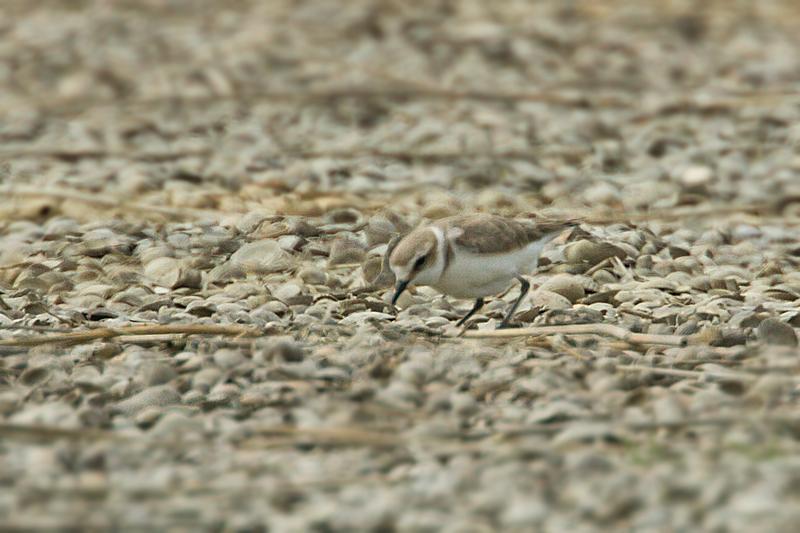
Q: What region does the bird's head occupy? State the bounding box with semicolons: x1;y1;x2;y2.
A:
388;228;440;305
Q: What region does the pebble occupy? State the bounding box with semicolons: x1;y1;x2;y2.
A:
230;240;292;273
680;165;714;188
144;257;202;289
564;240;627;266
277;235;305;252
192;368;223;391
361;256;384;285
365;211;408;246
150;411;204;437
0;391;20;416
272;282;303;303
757;318;798;346
142;362;177;387
340;311;394;325
257;338;305;363
213;348;247;369
582;182;621;205
206;383;241;406
114;385;181;416
134;406;164;428
11;402;80;428
328;237;367;265
236;211;269;234
19;365;52;386
531;289;573;310
539;274;586;303
297;266;327;285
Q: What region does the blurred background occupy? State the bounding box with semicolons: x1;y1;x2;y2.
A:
2;0;799;218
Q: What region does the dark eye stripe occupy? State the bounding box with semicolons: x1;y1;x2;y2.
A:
413;256;426;270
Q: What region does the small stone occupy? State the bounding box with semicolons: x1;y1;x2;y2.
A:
539;274;586;303
365;211;409;246
43;218;80;239
257;338;305;363
636;255;654;270
340;311;394;325
230;240;292;274
205;383;241;406
263;300;289;315
746;375;793;405
143;362;177;387
327;208;362;224
361;256;384;285
564;240;627;266
240;386;271;408
757;318;798;347
652;393;686;424
582;182;620;205
213;348;247;369
144;257;202;289
236;211;269;234
297;267;326;285
592;270;617;285
277;235;305;252
115;385;181;416
450;392;478;417
0;391;20;415
329;238;366;265
732;224;762;241
192;368;222;392
425;316;451;328
680;165;714;188
422;203;458;219
208;263;247;283
676;319;700;336
531;289;572;310
134;406;164;429
19;366;51;387
288;219;321;237
273;282;303;302
150;411;204;437
11;402;80;428
621;182;678;209
552;422;621;446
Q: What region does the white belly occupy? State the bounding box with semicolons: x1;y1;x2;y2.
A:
432;240;546;299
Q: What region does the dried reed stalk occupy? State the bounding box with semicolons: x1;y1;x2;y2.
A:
0;324;260;347
462;323;689;346
0;186;221;220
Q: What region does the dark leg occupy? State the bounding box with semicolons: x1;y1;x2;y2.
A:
456;298;485;327
498;276;530;329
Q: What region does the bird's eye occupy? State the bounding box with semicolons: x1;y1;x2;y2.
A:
413;256;426;270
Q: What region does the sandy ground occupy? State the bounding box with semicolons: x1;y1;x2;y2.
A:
2;1;800;530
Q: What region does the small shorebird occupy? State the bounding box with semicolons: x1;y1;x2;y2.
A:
389;214;576;328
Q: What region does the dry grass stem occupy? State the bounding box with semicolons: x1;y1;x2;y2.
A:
615;364;759;383
0;324;261;348
463;323;689;346
0;186;223;220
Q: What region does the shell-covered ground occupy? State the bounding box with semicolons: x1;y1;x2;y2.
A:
2;1;800;530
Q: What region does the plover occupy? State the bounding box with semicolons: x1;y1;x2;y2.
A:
389;214;576;328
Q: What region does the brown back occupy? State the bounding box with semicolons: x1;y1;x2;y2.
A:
438;214;574;254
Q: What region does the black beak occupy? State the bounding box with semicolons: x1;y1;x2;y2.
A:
391;280;409;306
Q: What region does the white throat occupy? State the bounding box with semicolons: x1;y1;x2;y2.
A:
407;226;446;287
429;225;447;281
